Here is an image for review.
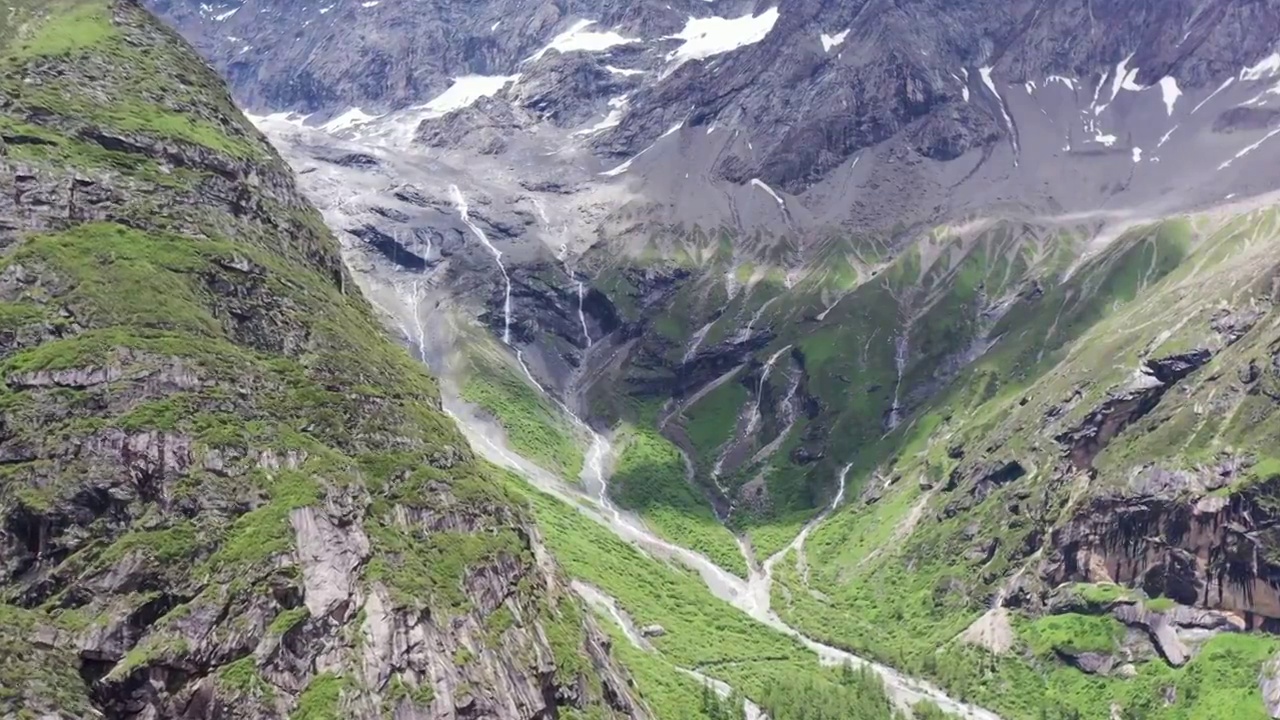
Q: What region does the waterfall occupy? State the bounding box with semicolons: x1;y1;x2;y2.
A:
736;295;779;342
449;184;512;344
887;334;909;430
577;281;593;347
683;320;715;362
405;279;428;363
746;344;792;436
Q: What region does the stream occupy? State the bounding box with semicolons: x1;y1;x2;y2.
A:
444;381;1000;720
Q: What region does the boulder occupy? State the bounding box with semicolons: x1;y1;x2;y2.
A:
639;625;666;638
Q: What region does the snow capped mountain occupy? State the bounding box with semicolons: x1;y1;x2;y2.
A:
145;0;1280;410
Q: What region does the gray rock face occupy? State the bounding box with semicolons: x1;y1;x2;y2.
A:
1045;474;1280;629
1111;603;1192;667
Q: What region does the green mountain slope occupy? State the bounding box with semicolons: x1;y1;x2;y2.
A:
0;1;645;717
571;203;1280;718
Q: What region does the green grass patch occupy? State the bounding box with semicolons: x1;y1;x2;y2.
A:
460;354;584;480
1019;613;1124;658
291;673;347;720
518;479;809;674
1;1;262;158
611;424;747;577
682;371;749;461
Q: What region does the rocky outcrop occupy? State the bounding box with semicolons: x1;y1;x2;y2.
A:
1044;474;1280;630
1055;351;1212;469
1110;603;1193;667
416;96;539;154
0;2;643;718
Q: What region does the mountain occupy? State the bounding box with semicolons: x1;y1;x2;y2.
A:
0;2;647;718
129;0;1280;718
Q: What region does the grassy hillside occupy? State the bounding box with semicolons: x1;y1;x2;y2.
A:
0;2;641;717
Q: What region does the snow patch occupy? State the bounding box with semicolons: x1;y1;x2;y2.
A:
605;65;645;77
749;178;785;209
820;29;849;53
1108;53;1145;102
1046;75;1076;91
574;95;628;136
1218;127;1280;170
600;121;683;176
666;8;779;62
1158;125;1178;147
1093;132;1117;147
362;1;380;7
213;6;238;21
322;107;380;133
525;19;639;63
1192;77;1234;114
1157;76;1181;116
1242;80;1280;107
421;75;520;116
952;68;970;102
1131;147;1142;163
1091;69;1109;114
1241;52;1280;82
979;66;1018;159
245;111;311;133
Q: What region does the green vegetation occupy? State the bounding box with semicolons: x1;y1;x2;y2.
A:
217;657;276;701
759;664;921;720
611;423;748;577
461;351;585;480
1;0;263;158
682;372;749;463
1069;582;1137;608
365;524;528;612
267;607;310;637
291;673;346;720
930;632;1280;720
0;3;633;717
0;604;92;715
384;674;435;712
108;633;191;680
1020;613;1124;658
597;620;728;720
517;478;814;699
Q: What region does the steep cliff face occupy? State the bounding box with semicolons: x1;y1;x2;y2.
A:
0;2;643;718
1046;477;1280;630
